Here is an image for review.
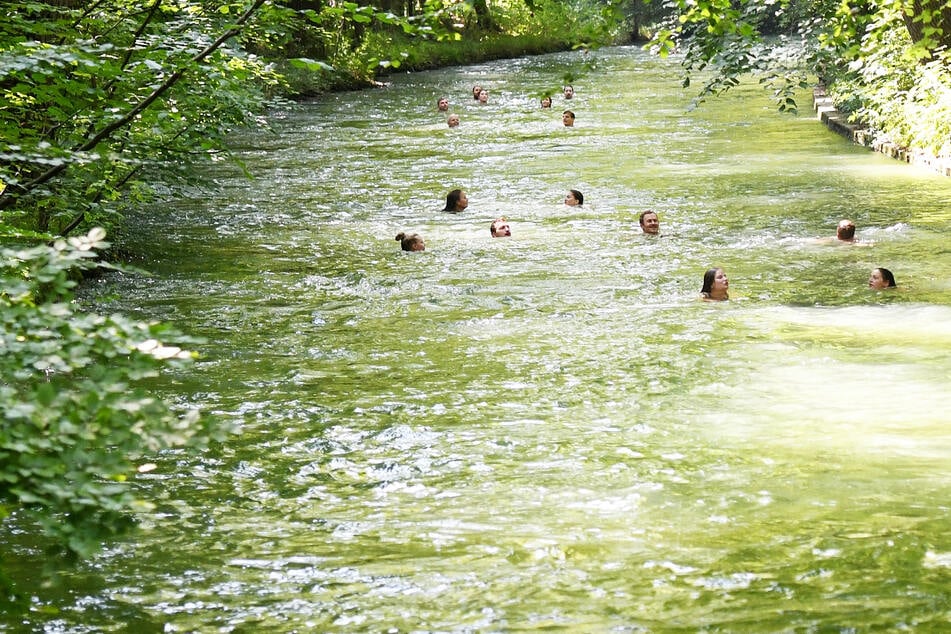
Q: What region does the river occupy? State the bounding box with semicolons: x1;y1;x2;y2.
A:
12;45;951;631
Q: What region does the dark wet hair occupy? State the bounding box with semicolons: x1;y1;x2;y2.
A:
443;188;464;212
472;85;482;100
563;109;575;118
639;210;657;226
701;268;720;296
396;232;425;251
569;189;584;205
876;267;896;287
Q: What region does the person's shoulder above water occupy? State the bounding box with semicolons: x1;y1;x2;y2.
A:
811;219;873;246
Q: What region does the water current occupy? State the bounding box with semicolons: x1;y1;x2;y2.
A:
9;45;951;632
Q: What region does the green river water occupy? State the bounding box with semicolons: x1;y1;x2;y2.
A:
8;45;951;632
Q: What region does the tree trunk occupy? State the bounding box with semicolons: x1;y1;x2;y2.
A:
901;0;951;54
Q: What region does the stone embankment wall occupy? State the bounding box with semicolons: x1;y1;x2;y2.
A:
813;86;951;177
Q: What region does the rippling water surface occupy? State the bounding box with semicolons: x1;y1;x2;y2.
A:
13;46;951;631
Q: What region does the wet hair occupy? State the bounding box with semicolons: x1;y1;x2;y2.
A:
569;189;584;205
700;268;726;298
639;210;657;226
837;219;856;240
563;109;575;119
876;267;896;287
472;85;483;100
443;188;464;212
395;232;425;251
540;95;552;107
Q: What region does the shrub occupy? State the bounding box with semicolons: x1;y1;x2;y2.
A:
0;229;223;561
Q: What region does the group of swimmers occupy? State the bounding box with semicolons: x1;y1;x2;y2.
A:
400;85;898;299
436;84;577;128
398;190;898;300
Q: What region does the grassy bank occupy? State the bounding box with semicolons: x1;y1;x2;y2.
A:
280;32;636;97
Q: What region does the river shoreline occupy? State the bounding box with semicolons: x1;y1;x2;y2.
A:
813;86;951;176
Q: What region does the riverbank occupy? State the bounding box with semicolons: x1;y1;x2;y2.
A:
283;33;635;96
814;86;951;177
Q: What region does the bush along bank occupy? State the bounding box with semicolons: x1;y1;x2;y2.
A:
813;86;951;177
280;31;635;98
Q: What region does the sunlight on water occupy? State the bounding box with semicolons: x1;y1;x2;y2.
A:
13;45;951;631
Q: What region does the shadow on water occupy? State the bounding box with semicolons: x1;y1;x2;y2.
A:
9;45;951;631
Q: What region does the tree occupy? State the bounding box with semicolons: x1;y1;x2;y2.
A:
0;229;225;577
0;0;282;239
648;0;951;153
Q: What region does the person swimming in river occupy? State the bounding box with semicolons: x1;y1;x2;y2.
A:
700;267;729;301
564;190;583;206
868;267;896;289
396;232;425;251
837;219;856;242
639;210;660;235
443;189;468;212
490;217;511;237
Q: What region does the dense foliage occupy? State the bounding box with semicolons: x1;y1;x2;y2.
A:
0;0;286;241
0;229;223;567
0;0;633;580
650;0;951;157
0;0;632;242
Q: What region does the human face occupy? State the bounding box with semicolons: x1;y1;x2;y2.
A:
640;212;659;234
564;191;580;206
437;98;449;111
869;268;888;289
410;240;425;252
711;269;729;297
563;85;574;99
562;111;575;127
541;97;552;108
447;114;460;128
491;219;511;237
478;89;488;103
456;191;468;211
472;85;482;99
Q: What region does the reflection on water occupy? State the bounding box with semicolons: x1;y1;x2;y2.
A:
11;45;951;630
